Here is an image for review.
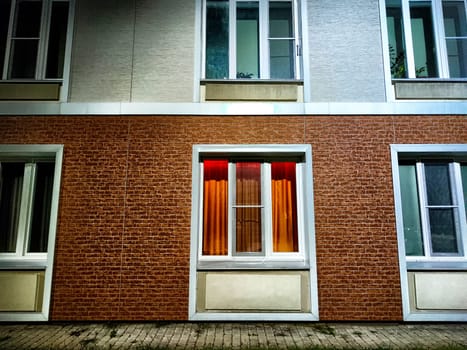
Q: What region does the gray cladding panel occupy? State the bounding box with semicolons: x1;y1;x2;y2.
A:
70;0;195;102
306;0;386;102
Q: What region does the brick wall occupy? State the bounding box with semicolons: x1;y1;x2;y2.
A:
0;115;466;321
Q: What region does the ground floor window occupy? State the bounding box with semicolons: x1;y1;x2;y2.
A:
392;144;467;321
189;145;318;321
0;145;63;321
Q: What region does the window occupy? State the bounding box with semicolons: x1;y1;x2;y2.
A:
393;146;467;261
203;0;302;80
0;145;62;321
193;145;312;267
386;0;467;78
0;0;71;80
399;160;467;257
0;161;55;256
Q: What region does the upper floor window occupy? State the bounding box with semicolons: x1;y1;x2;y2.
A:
203;0;302;80
0;0;71;80
386;0;467;79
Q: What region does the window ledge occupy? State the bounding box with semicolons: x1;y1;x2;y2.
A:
200;79;304;102
406;260;467;270
197;260;309;270
392;79;467;100
0;81;62;101
0;259;48;269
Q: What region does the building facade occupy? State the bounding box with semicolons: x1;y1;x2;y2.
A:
0;0;466;322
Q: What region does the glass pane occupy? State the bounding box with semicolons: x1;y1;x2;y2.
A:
235;162;261;253
269;39;294;79
202;160;228;255
13;0;42;37
237;2;259;79
45;1;69;79
0;0;12;76
410;2;438;77
0;163;24;253
425;163;453;205
429;208;459;254
272;162;298;253
386;0;408;78
443;1;467;37
206;0;229;79
9;39;38;78
236;162;261;205
269;2;292;38
443;2;467;77
445;38;467;78
461;164;467;219
399;164;424;256
28;163;54;253
236;207;261;252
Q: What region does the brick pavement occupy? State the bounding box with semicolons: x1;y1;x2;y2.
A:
0;322;466;349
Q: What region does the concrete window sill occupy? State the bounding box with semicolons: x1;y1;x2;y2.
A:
393;79;467;100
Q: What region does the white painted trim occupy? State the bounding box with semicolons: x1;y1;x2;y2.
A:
1;101;467;115
0;144;63;322
194;0;203;102
59;0;75;102
379;0;395;101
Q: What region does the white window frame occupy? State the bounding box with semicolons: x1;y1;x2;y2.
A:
189;144;318;321
198;159;307;265
391;144;467;321
0;144;63;321
387;0;467;79
201;0;302;80
1;0;75;101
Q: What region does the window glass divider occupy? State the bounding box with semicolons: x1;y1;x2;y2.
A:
16;163;35;257
402;0;417;77
417;162;433;256
453;162;467;256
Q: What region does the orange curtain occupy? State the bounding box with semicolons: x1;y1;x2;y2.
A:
236;162;262;253
203;160;228;255
272;162;298;252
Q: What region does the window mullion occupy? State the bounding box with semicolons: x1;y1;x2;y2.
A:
263;163;272;256
16;163;36;256
417;162;432;257
229;0;236;79
296;162;305;255
293;0;301;79
36;0;50;80
402;0;417;77
2;0;16;79
433;0;449;77
228;162;234;256
453;162;467;256
201;0;207;79
260;0;269;79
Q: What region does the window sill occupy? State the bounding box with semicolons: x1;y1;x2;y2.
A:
197;259;309;270
200;79;304;102
406;260;467;270
0;81;62;100
0;258;48;269
392;79;467;100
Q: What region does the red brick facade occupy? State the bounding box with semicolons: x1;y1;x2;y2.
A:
1;115;466;321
